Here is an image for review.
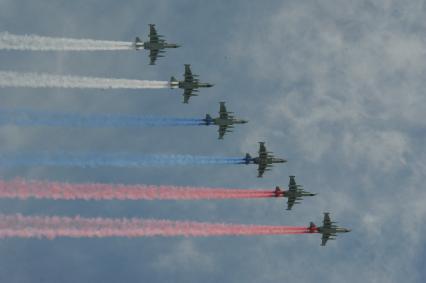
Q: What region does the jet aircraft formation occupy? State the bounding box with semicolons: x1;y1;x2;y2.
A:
0;24;350;246
133;24;350;245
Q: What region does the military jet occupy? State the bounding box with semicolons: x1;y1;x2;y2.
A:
273;176;316;210
243;142;287;177
308;213;351;246
170;64;214;103
202;102;248;139
134;24;180;65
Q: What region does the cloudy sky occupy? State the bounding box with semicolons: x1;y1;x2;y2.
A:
0;0;425;282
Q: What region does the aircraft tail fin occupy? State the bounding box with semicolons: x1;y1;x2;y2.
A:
274;186;283;197
308;222;317;233
205;114;213;124
170;76;178;88
245;153;252;164
133;37;143;50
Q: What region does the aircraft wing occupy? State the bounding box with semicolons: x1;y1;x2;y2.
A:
149;49;159;65
321;234;330;246
289;176;297;187
184;64;194;82
218;125;228;139
320;213;335;246
149;24;160;43
219;102;228;119
183;88;195;104
258;142;267;156
286;195;296;210
286;178;298;209
288;176;298;191
257;166;265;178
257;162;269;178
323;213;332;228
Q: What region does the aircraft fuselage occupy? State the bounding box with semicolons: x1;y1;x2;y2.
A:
285;190;316;198
174;81;214;90
210;117;248;126
317;226;351;234
143;42;180;50
252;157;287;164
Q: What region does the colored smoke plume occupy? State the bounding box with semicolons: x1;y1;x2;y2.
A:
0;153;246;167
0;214;312;239
0;179;281;200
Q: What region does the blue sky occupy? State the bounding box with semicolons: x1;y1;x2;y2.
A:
0;0;425;282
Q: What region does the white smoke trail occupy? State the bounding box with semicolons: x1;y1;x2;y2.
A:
0;71;170;89
0;32;134;51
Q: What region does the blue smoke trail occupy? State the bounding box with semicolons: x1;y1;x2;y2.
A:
0;110;206;127
0;153;246;167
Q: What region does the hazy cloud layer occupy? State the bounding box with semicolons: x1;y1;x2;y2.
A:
0;0;424;283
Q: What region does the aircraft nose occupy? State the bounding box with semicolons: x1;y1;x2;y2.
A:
241;120;248;124
207;84;214;87
346;229;352;232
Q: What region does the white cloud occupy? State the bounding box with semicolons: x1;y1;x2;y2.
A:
152;239;215;273
1;1;426;283
225;1;426;282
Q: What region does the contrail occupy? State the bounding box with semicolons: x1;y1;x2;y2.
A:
0;32;133;51
0;110;205;128
0;214;313;239
0;153;246;167
0;179;279;200
0;71;169;89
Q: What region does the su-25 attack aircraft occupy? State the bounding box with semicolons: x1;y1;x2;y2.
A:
244;142;287;177
134;24;180;65
202;102;248;139
170;64;214;103
274;176;316;210
308;213;351;246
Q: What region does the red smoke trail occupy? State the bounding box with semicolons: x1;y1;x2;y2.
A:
0;179;282;201
0;214;312;239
